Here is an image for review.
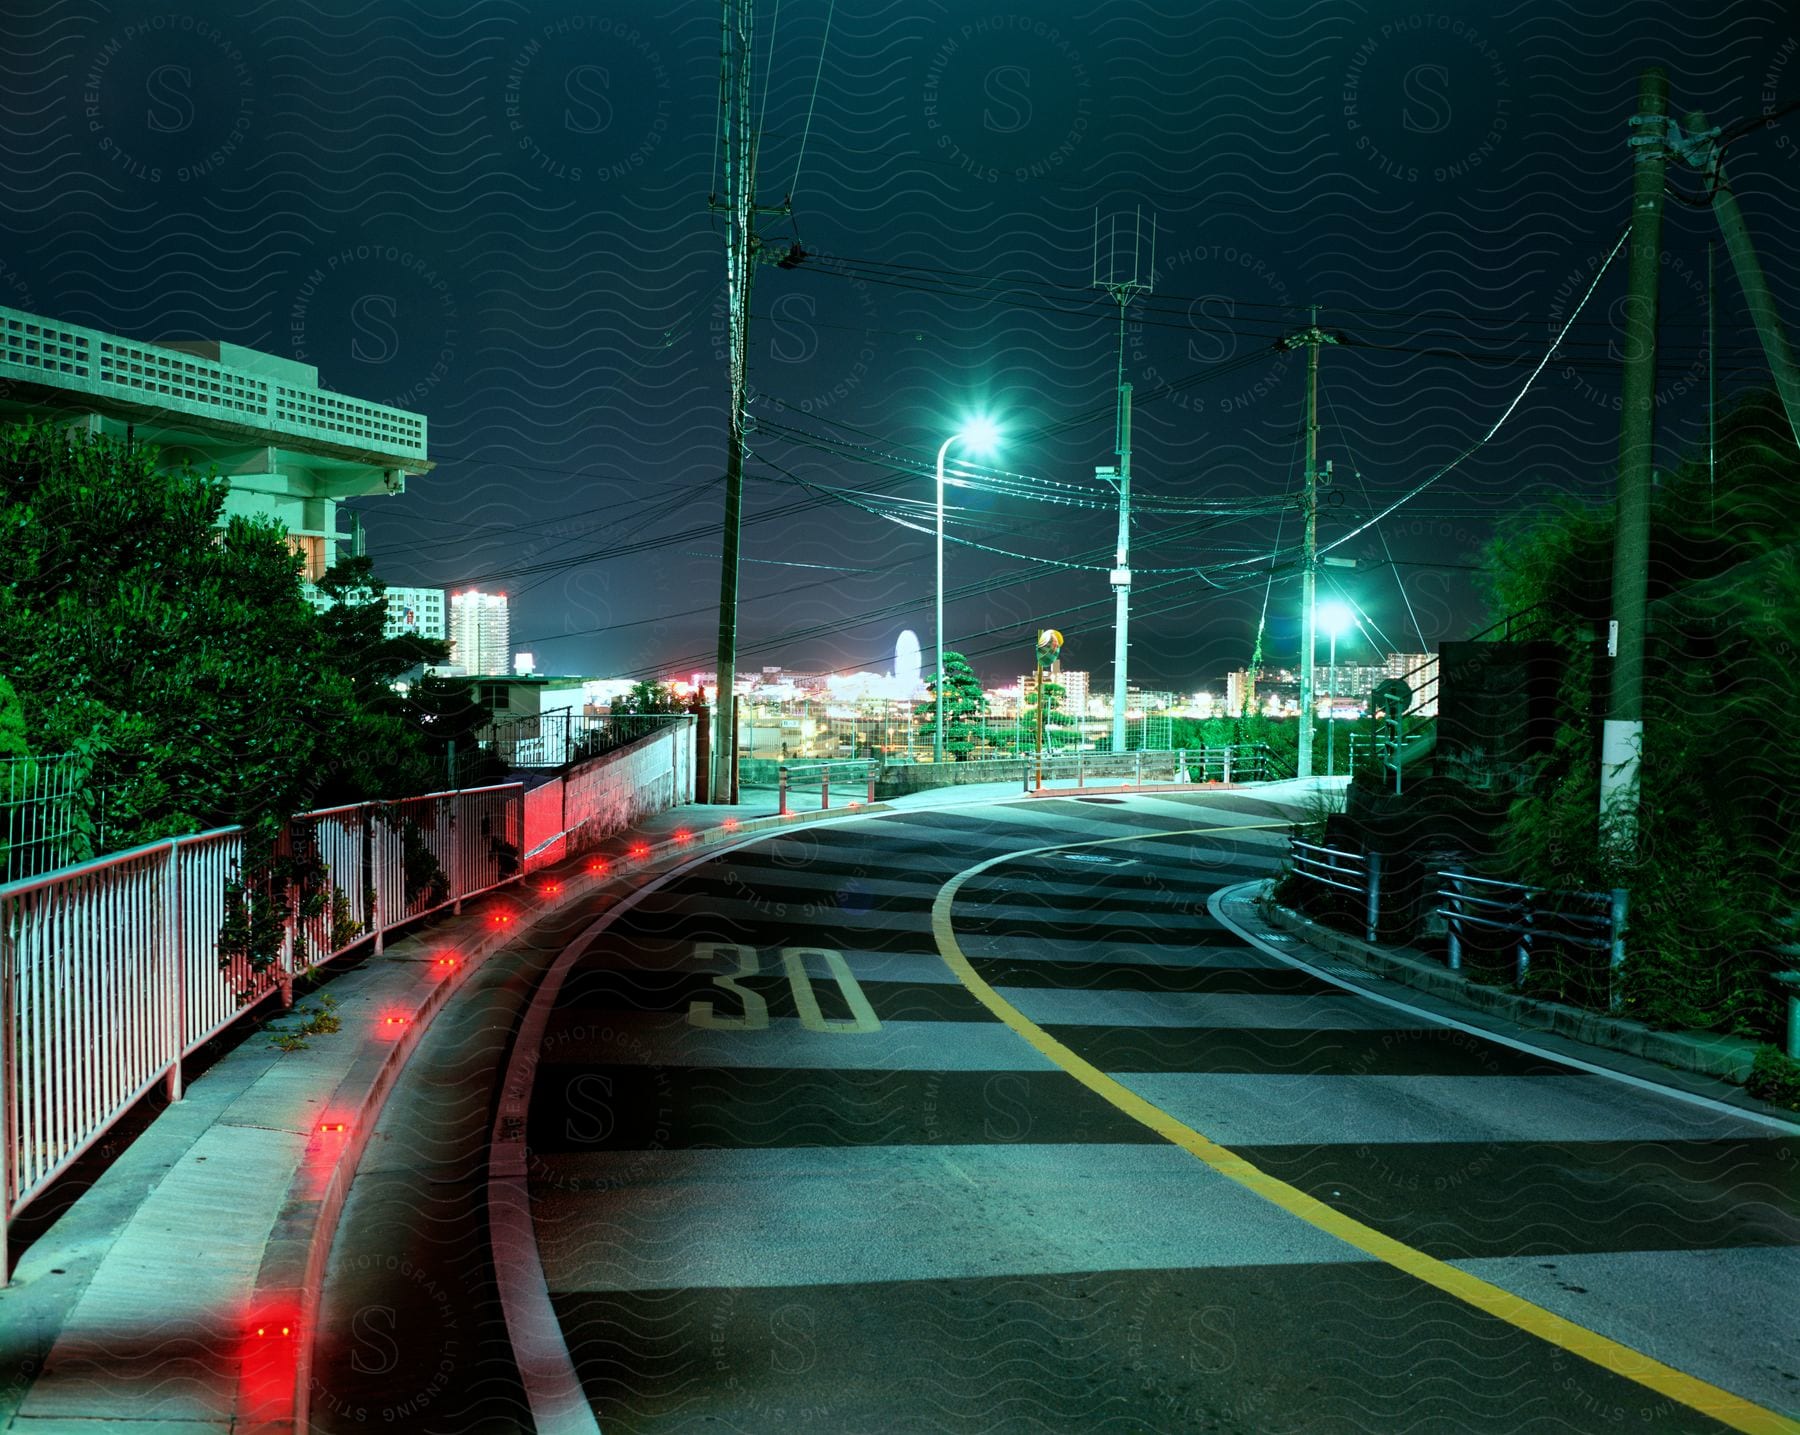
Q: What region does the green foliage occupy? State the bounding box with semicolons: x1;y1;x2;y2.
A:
1746;1046;1800;1111
268;992;341;1053
611;680;686;715
1481;393;1800;1035
392;815;451;910
0;423;443;856
0;675;28;759
916;651;989;760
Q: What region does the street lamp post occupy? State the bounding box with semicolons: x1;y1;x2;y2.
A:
1328;628;1338;778
1320;602;1353;779
932;418;1000;764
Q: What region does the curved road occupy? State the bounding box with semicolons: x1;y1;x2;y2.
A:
321;788;1800;1433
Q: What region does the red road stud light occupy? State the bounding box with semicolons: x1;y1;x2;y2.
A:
255;1325;292;1338
673;829;692;845
383;1016;408;1027
587;859;609;874
721;818;739;831
629;842;650;860
541;881;563;895
490;911;514;927
435;955;458;969
318;1122;347;1133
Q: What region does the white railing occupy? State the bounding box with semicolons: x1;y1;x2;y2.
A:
0;785;523;1281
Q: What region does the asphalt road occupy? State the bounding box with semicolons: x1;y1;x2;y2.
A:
323;789;1800;1433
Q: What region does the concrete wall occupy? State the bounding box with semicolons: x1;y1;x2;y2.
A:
523;717;695;871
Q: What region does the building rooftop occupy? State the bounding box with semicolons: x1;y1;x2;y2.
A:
0;303;430;471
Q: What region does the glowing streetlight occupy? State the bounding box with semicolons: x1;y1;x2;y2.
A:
1320;601;1355;778
932;418;1001;762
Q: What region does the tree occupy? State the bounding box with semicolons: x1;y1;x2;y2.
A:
1477;391;1799;1033
915;651;987;760
0;422;445;856
610;679;686;715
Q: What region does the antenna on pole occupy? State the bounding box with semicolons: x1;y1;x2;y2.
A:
1093;205;1157;755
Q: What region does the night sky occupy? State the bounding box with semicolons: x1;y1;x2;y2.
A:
6;0;1799;688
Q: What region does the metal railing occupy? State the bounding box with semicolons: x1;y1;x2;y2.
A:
0;783;523;1281
1;754;83;885
479;708;691;771
1288;838;1382;942
772;743;1290;814
777;759;878;815
1438;869;1628;1009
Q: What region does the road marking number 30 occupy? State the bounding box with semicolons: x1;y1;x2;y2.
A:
688;943;881;1034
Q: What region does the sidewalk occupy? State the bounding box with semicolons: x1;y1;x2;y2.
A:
0;792;859;1433
0;772;1327;1431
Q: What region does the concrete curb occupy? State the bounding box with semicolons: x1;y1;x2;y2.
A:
238;796;886;1431
1256;885;1763;1085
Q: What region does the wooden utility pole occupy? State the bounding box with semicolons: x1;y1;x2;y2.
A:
1600;67;1670;855
706;0;788;802
1278;310;1337;780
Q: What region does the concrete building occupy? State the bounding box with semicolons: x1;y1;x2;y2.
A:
0;303;430;584
384;585;446;640
1020;664;1088;716
450;589;510;676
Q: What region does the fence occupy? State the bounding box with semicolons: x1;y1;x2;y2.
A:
1;754;83;886
0;783;523;1283
529;718;695;869
772;743;1290;814
1288;839;1382;942
740;705;1189;764
1438;870;1628;1009
477;708;691;771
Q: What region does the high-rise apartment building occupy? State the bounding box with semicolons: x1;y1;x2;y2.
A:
449;589;510;675
384;586;446;640
1020;664;1089;716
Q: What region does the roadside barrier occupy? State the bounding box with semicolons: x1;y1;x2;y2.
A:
1438;870;1628;1010
1288;838;1382;942
0;784;530;1282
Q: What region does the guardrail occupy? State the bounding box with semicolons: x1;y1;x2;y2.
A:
1438;869;1628;1009
773;743;1289;814
1288;838;1382;942
777;759;878;815
0;783;524;1282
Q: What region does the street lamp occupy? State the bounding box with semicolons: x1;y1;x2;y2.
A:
932;417;1000;762
1320;601;1354;778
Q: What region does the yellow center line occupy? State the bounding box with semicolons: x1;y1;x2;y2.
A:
928;820;1800;1435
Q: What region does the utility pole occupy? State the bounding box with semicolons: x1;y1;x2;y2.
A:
706;0;789;802
1277;309;1338;780
1093;208;1155;755
1679;108;1800;451
1600;66;1670;855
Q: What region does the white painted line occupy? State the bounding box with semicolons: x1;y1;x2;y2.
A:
1209;881;1800;1136
486;817;893;1435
